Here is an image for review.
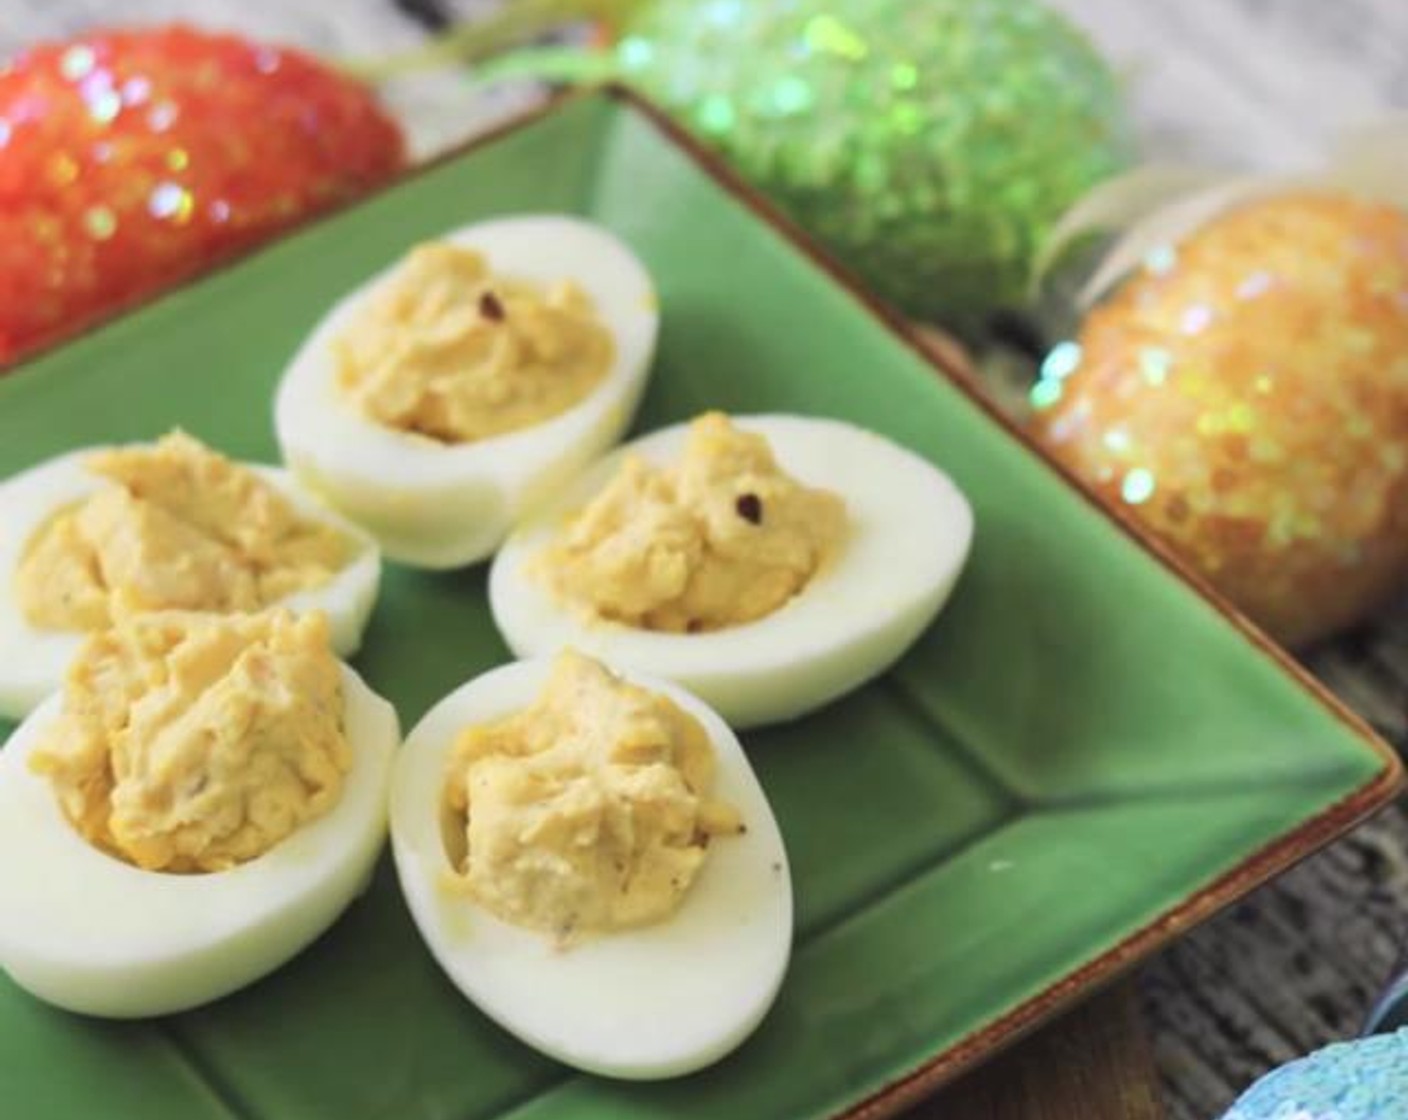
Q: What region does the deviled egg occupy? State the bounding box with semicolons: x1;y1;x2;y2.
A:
274;215;659;569
0;609;400;1018
390;650;791;1079
490;413;973;728
0;431;381;720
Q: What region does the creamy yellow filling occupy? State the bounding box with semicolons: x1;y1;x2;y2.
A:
335;242;613;443
15;432;350;632
538;412;847;632
442;650;741;941
30;609;349;874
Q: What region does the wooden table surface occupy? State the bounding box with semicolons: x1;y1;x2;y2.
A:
932;986;1164;1120
6;2;1408;1118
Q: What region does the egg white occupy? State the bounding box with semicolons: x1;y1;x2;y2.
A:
274;215;659;570
389;657;792;1080
0;664;399;1019
489;415;974;729
0;450;382;721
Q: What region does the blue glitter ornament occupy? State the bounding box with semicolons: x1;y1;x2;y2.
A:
1222;1029;1408;1120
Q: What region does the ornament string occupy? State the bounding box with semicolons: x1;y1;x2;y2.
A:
339;0;640;82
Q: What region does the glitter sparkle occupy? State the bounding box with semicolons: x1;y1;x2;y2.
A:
1032;191;1408;646
0;26;404;365
617;0;1130;325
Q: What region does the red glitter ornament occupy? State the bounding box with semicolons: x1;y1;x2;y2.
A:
0;25;405;365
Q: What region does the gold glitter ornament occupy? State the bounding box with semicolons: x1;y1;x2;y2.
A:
1032;191;1408;647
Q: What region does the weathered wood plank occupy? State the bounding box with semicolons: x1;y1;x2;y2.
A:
919;985;1164;1120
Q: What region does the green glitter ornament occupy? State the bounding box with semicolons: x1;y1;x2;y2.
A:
613;0;1131;328
356;0;1132;330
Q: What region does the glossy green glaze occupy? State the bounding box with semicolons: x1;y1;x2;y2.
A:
0;92;1392;1120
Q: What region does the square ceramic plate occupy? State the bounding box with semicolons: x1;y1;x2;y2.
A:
0;87;1400;1120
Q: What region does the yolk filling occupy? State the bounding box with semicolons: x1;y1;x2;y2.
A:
442;650;742;941
538;412;847;632
335;242;613;443
15;431;351;632
30;609;350;874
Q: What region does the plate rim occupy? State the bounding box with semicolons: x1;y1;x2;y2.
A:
4;81;1401;1119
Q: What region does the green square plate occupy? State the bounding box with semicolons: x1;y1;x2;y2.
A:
0;87;1399;1120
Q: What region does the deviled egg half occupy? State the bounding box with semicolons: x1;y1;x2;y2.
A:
0;609;400;1018
490;413;974;728
275;215;659;569
0;431;381;720
390;650;791;1079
